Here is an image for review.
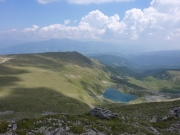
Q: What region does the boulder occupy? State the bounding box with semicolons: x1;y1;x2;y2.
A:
90;107;118;119
163;107;180;120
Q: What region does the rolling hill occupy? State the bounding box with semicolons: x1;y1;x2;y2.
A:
0;52;180;135
0;51;180;121
0;51;112;120
129;69;180;94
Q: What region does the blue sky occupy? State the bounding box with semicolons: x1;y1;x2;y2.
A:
0;0;180;50
0;0;151;30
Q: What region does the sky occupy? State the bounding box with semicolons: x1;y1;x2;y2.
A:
0;0;180;50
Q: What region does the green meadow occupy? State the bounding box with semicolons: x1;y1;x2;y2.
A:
0;52;111;120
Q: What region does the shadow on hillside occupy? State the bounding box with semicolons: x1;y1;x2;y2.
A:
0;87;90;120
0;65;29;75
161;87;180;94
0;76;21;87
0;65;29;87
80;81;96;98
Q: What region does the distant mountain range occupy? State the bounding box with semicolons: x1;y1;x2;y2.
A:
91;50;180;73
91;55;134;68
0;38;150;55
126;50;180;72
1;38;180;73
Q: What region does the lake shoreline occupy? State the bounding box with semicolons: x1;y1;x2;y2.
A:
103;88;137;103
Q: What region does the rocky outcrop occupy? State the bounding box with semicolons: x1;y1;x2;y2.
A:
165;121;180;134
90;107;118;119
2;118;105;135
163;107;180;120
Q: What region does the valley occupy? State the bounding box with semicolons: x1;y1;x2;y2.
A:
0;51;180;135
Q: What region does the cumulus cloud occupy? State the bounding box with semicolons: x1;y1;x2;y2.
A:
68;0;134;4
37;0;60;4
22;25;39;34
42;0;179;41
151;0;180;6
165;29;180;40
81;10;126;34
39;21;104;39
1;0;180;45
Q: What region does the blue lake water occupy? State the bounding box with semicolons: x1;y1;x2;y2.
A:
103;88;137;102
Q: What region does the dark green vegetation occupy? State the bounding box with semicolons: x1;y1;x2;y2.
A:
1;100;180;135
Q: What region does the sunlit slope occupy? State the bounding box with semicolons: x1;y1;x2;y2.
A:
129;69;180;94
0;52;110;119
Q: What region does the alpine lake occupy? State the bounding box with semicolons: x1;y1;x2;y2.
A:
103;88;137;103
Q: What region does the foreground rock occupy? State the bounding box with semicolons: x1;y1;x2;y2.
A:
90;107;118;119
2;117;106;135
163;107;180;120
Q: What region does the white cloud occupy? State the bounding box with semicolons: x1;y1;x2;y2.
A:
1;0;180;47
81;10;108;28
37;0;60;4
64;20;71;25
0;29;17;34
22;25;39;34
165;29;180;40
81;10;126;34
39;21;104;39
151;0;180;6
68;0;134;4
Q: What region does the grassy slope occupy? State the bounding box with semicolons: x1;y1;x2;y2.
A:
0;52;111;120
0;52;180;134
129;70;180;93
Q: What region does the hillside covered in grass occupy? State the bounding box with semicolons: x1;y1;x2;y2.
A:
0;52;180;135
0;51;111;120
128;69;180;94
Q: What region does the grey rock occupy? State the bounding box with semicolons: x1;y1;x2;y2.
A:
150;116;157;122
177;109;180;118
77;121;81;125
150;126;160;134
90;107;118;119
87;130;97;135
163;107;180;120
46;131;55;135
13;124;17;130
58;123;62;126
122;116;125;120
65;126;70;131
162;116;168;121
